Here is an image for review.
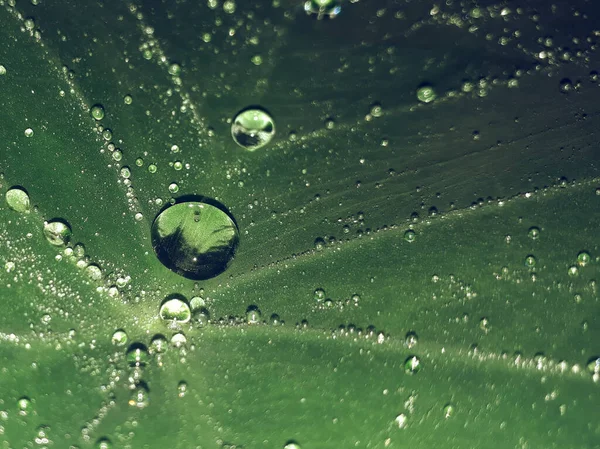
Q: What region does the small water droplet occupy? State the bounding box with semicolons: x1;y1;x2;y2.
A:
159;296;191;324
528;226;540;240
304;0;341;19
111;330;128;346
443;403;455;418
417;84;436;103
149;334;168;354
148;163;157;174
124;94;133;105
314;288;325;302
246;306;262;324
85;264;102;281
96;437;112;449
404;355;421;374
17;397;32;416
5;187;30;212
43;219;72;246
524;255;536;268
577;251;591;267
231;108;275;151
90;104;105;120
128;382;150;408
24;128;34;137
404;331;418;348
177;381;187;398
126;343;149;367
404;230;416;243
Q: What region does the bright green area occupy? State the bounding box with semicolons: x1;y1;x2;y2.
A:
0;0;599;448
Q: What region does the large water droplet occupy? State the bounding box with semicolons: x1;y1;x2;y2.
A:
231;107;275;151
151;201;239;280
5;187;30;212
43;219;72;246
304;0;341;19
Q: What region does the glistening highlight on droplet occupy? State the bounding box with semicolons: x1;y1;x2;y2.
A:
151;200;239;280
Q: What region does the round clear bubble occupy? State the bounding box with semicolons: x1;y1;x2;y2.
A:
43;219;72;246
151;200;239;280
5;186;30;212
231;107;275;151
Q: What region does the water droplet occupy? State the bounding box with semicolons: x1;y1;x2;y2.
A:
171;332;187;347
177;381;187;397
587;357;600;374
126;343;149;367
85;264;102;281
404;355;421;374
304;0;341;19
124;94;133;105
128;382;150;408
5;187;30;212
443;403;455;418
43;219;72;246
223;0;236;13
148;163;157;174
404;331;418;348
24;128;34;138
192;307;210;327
173;161;183;171
0;65;6;75
168;182;179;194
90;104;105;120
17;397;32;416
246;306;262;324
417;84;436;103
394;413;407;428
370;102;383;117
159;296;191;324
524;255;536;268
404;230;416;243
577;251;591;267
120;167;131;179
135;157;144;167
314;237;325;251
270;313;281;325
231;107;275;151
567;265;579;277
528;226;540;240
284;442;302;449
149;335;168;354
96;437;112;449
111;330;128;346
151;201;239;280
168;63;181;76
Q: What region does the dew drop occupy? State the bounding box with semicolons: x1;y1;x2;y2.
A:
404;355;421;374
417;84;436;103
304;0;341;18
231;107;275;151
192;308;210;327
577;251;591;267
524;255;536;268
528;226;540;240
5;186;30;213
171;332;187;347
43;219;72;246
128;382;150;408
151;201;239;280
85;264;103;281
90;104;105;121
443;403;455;419
404;331;418;349
159;296;191;324
24;128;34;137
17;397;32;416
111;330;128;346
124;94;133;105
168;182;179;194
126;343;149;367
96;437;112;449
177;381;187;398
404;230;416;243
284;442;302;449
149;335;168;354
314;288;325;302
246;306;262;324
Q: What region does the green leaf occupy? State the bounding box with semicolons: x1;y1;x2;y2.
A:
0;0;599;447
